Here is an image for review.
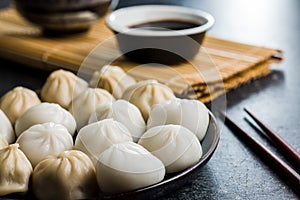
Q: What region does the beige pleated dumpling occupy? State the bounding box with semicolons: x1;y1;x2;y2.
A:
0;86;41;125
69;88;115;130
89;65;136;99
122;80;176;121
0;144;33;196
41;69;88;109
32;150;98;200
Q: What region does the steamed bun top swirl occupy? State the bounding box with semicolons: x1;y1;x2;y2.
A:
122;80;176;121
41;69;88;109
32;150;98;200
88;100;146;142
16;122;74;167
69;88;115;130
0;86;41;125
15;102;76;137
89;65;136;99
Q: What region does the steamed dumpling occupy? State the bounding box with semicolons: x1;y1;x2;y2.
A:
41;69;88;109
16;122;73;167
0;86;41;124
96;142;165;194
15;102;76;137
147;98;209;141
122;80;176;121
69;88;115;130
0;135;8;150
32;150;98;200
0;109;15;144
138;125;202;173
88;100;146;142
75;119;132;165
0;144;33;196
89;65;136;99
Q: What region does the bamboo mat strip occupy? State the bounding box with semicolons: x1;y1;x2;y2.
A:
0;8;281;102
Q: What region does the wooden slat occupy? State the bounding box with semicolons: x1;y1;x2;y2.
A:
0;8;281;102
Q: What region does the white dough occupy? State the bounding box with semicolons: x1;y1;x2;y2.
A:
0;135;8;150
138;124;202;173
121;80;176;121
32;150;98;200
89;65;136;99
88;100;146;142
69;88;115;130
0;144;33;196
41;69;88;109
15;102;76;137
96;142;165;194
16;122;73;167
0;86;41;125
0;109;15;144
147;98;209;141
75;119;133;165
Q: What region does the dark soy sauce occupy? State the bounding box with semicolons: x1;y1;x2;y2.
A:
129;20;201;31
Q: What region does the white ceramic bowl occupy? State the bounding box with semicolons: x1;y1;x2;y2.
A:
106;5;214;64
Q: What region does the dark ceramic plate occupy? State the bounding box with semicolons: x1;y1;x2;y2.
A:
0;111;219;200
98;111;220;200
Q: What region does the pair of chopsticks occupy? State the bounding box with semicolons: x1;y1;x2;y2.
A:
221;109;300;193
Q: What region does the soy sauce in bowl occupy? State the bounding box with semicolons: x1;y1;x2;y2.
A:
130;20;202;31
106;5;215;64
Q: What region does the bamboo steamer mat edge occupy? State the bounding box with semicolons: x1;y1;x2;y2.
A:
0;8;282;102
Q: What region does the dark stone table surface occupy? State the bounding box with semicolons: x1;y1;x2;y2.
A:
0;0;299;199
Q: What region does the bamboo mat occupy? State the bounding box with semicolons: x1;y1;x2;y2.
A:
0;8;282;102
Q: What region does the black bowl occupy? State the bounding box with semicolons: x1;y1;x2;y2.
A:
14;0;111;12
13;0;111;33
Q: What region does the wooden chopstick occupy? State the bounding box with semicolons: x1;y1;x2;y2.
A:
244;108;300;171
220;111;300;193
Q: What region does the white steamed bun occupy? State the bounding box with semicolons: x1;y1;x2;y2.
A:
16;122;73;167
75;119;133;165
41;69;88;109
96;142;165;194
0;144;33;196
121;80;176;121
147;98;209;141
88;100;146;142
0;86;41;125
15;102;76;137
32;150;98;200
89;65;136;99
69;88;115;130
0;109;15;144
138;124;202;173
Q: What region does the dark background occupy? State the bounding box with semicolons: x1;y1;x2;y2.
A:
0;0;299;199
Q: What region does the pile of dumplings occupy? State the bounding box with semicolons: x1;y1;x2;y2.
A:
0;65;210;199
